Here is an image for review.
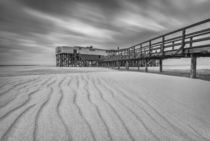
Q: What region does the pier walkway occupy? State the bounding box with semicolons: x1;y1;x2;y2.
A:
99;19;210;78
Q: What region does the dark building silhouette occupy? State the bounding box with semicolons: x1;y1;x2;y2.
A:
56;46;107;67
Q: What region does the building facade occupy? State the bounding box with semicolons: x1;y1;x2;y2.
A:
56;46;159;68
56;46;107;67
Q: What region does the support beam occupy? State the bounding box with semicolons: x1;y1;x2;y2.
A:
159;59;163;72
117;61;120;70
145;59;148;72
126;60;129;70
137;60;140;71
190;54;197;78
56;54;58;67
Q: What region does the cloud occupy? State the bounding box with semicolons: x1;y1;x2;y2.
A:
0;0;210;65
25;8;117;41
115;11;166;32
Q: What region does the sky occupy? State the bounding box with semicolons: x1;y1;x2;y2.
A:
0;0;210;65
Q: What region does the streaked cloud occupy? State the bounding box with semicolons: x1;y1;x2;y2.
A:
0;0;210;65
115;11;166;32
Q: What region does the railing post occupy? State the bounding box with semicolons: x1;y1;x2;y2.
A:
162;36;165;57
172;41;175;50
149;40;152;57
181;29;186;54
190;37;193;48
140;44;142;58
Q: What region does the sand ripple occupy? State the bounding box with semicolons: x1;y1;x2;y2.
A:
0;67;210;141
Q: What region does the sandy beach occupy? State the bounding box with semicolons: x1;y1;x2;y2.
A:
0;67;210;141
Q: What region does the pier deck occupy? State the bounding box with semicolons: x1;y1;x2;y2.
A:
99;19;210;78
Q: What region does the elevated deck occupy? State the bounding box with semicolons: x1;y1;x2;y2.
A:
56;46;106;67
99;19;210;78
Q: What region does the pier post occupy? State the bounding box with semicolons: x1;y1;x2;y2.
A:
145;59;148;72
61;54;63;67
59;54;61;67
137;60;140;70
56;54;58;67
159;59;163;72
190;54;197;78
117;61;120;70
126;60;129;70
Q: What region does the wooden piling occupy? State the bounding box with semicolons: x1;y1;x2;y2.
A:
190;54;197;78
117;61;120;70
159;59;163;72
145;59;148;72
126;61;129;70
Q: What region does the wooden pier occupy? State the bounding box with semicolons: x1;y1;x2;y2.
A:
56;19;210;78
99;19;210;78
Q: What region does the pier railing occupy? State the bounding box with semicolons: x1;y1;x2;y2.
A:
102;18;210;61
